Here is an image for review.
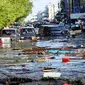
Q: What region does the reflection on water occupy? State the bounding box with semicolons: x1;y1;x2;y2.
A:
36;33;85;48
11;33;85;49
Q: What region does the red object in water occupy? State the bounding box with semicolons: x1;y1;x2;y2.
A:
83;53;85;57
63;83;69;85
0;39;2;47
62;58;70;63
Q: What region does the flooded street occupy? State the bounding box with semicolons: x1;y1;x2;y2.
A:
0;34;85;85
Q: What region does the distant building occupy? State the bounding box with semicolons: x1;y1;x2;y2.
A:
30;15;38;22
37;11;43;21
64;0;69;13
48;1;61;21
36;7;49;21
64;0;85;13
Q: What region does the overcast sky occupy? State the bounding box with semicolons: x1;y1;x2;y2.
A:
25;0;57;22
32;0;57;14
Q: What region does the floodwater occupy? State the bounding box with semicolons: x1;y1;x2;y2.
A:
0;33;85;84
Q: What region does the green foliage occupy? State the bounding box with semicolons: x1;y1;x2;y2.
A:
0;0;32;28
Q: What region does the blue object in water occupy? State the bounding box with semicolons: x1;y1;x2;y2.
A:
76;44;82;48
45;50;59;53
45;50;75;54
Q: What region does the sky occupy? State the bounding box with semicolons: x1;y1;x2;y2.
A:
25;0;57;22
32;0;57;14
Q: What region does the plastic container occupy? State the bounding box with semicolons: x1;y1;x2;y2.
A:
62;58;70;63
43;72;61;78
1;37;11;48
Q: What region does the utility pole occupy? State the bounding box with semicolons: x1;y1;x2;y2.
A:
69;0;71;24
78;0;80;12
78;0;80;8
72;0;73;13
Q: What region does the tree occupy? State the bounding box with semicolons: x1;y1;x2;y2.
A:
0;0;32;29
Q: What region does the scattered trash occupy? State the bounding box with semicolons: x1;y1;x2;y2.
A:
0;33;85;84
37;58;45;62
23;50;44;54
62;58;70;63
43;72;61;78
83;53;85;58
42;67;55;72
1;37;11;48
